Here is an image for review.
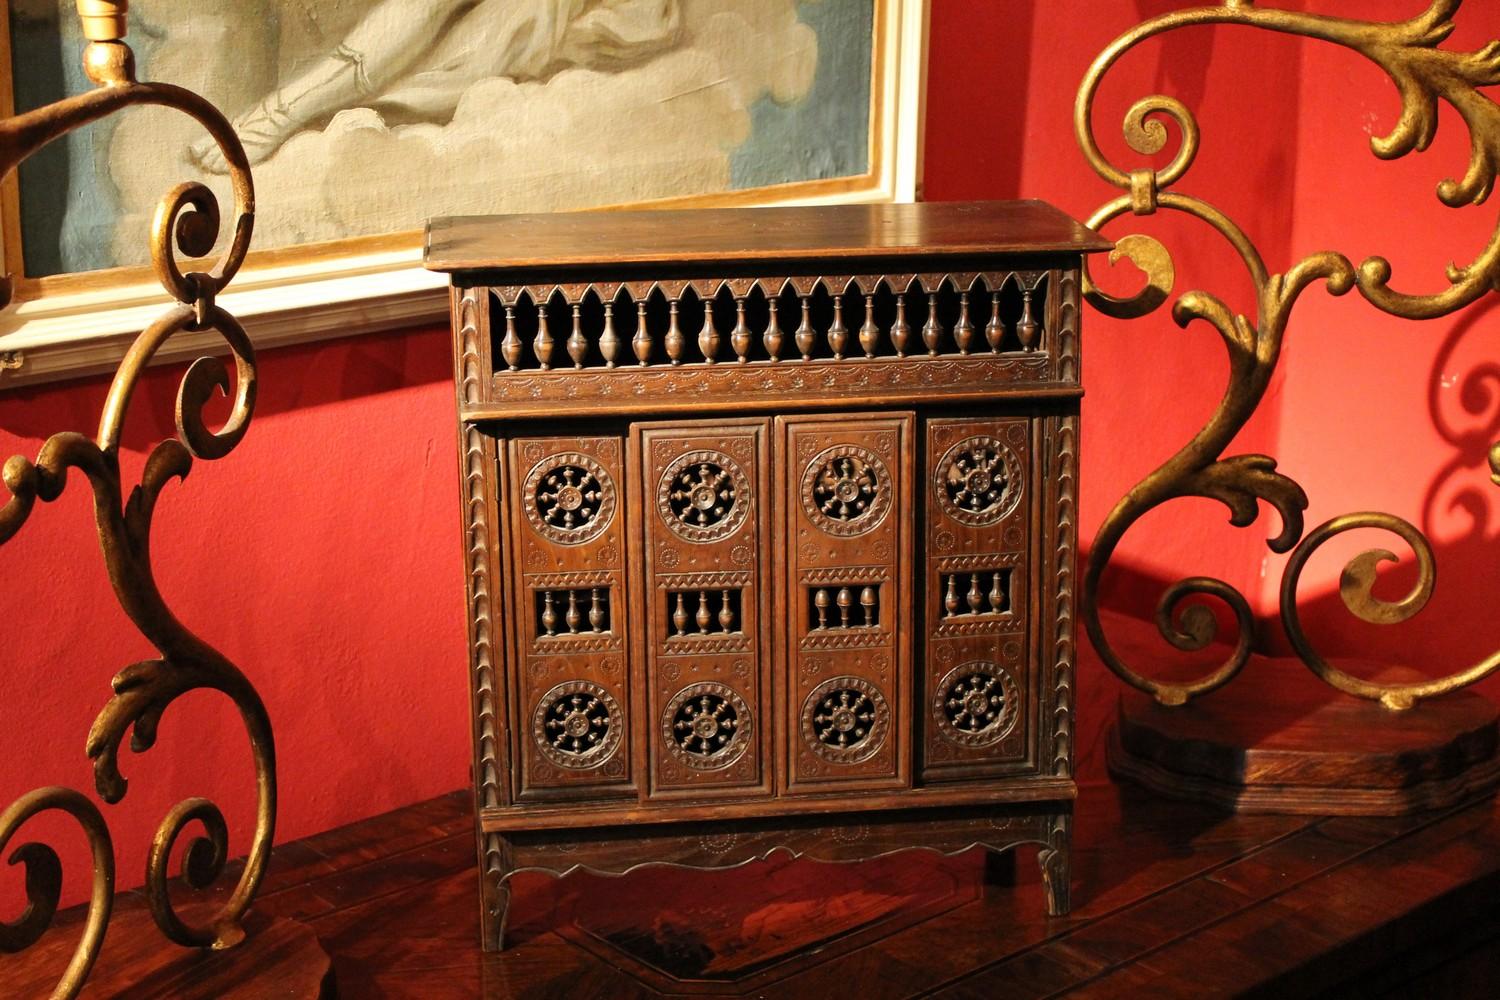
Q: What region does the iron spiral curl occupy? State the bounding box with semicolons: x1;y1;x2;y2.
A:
1077;0;1500;706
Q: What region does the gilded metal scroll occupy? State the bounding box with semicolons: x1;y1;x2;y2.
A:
1;3;267;995
1077;0;1500;709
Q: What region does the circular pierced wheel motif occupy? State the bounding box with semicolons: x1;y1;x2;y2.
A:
801;446;891;536
657;450;751;543
802;676;889;764
936;436;1023;527
933;663;1019;748
524;453;615;545
532;681;623;769
662;682;752;770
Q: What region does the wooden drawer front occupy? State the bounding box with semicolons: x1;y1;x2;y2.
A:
920;416;1036;780
506;433;633;798
780;413;913;792
636;421;772;796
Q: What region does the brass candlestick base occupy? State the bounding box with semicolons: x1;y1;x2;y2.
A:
1102;618;1500;815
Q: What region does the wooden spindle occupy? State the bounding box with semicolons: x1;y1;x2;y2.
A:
986;291;1004;352
542;591;558;636
590;588;606;631
565;590;582;633
814;588;830;629
731;297;751;363
501;305;522;371
955;292;974;354
795;293;815;361
860;586;877;626
673;593;688;636
967;574;983;614
633;299;651;366
696;590;712;633
859;293;879;358
698;295;720;364
719;589;735;632
944;576;960;617
1018;287;1040;349
988;573;1005;613
922;292;942;355
666;299;685;364
764;295;784;361
567;303;587;369
837;587;852;627
892;294;910;357
534;301;554;369
600;299;620;368
828;294;848;360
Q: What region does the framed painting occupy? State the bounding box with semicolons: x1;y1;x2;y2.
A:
0;0;927;386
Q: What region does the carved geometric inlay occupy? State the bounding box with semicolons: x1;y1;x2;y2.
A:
936;436;1023;527
662;682;752;771
802;676;889;764
532;680;623;769
801;446;891;536
657;449;751;543
933;662;1019;748
524;453;616;545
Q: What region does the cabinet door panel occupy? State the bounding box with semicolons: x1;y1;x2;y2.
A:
779;413;913;792
506;434;633;799
636;421;771;797
920;416;1037;780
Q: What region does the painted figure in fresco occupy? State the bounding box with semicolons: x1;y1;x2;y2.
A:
191;0;682;171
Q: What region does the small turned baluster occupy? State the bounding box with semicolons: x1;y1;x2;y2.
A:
828;293;848;360
731;297;752;363
534;300;554;369
567;302;588;369
764;296;785;361
892;293;910;357
673;593;688;636
719;589;735;632
633;299;652;366
967;574;983;614
836;587;852;627
988;573;1005;613
600;299;620;368
666;298;685;365
860;586;877;626
1018;287;1040;350
944;576;960;617
590;588;606;631
501;304;522;371
696;590;712;633
565;590;582;633
859;293;879;358
922;291;942;355
814;588;830;629
698;296;720;364
955;292;974;354
541;591;558;635
986;291;1004;353
795;292;816;360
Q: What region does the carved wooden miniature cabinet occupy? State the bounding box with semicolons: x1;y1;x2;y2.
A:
426;201;1109;949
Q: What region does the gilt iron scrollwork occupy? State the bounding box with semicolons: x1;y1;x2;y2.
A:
1078;0;1500;709
0;3;270;996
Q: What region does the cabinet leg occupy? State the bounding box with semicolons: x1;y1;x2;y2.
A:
479;832;514;952
1039;813;1071;917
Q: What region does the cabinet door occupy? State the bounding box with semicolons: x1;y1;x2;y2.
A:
920;416;1036;780
779;413;913;793
635;420;772;796
506;433;633;799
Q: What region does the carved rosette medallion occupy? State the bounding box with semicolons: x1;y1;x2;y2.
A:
933;662;1019;748
802;676;889;764
657;449;751;543
801;445;891;536
936;436;1023;527
524;453;616;545
661;681;752;771
532;680;623;769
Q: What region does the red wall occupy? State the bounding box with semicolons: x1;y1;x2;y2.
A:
5;0;1499;909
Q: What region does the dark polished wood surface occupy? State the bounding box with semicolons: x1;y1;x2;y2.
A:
29;777;1496;998
425;201;1112;273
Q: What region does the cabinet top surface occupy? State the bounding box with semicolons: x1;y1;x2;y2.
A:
424;200;1111;274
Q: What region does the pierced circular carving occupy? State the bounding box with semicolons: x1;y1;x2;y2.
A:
933;663;1020;748
524;454;616;544
662;682;752;770
936;436;1023;527
532;680;623;769
657;450;751;543
802;676;889;764
801;446;891;536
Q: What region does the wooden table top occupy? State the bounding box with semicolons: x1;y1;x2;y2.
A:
424;200;1112;274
